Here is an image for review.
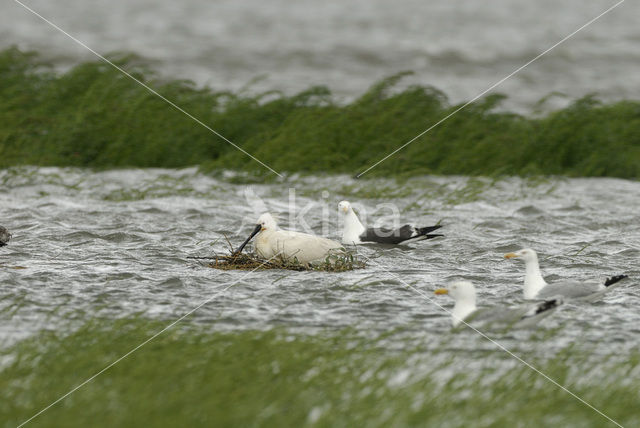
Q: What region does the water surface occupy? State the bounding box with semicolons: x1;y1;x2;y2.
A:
1;168;638;353
2;0;638;110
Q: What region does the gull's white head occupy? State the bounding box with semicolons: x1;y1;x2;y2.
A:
338;200;365;244
256;213;277;232
435;281;477;327
504;248;538;263
338;200;352;214
504;248;546;299
435;281;476;304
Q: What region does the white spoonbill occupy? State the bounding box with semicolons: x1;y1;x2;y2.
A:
435;280;563;328
235;213;345;264
504;248;628;301
338;200;442;245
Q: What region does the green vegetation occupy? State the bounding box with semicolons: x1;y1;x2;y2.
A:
1;318;638;427
206;251;366;272
1;47;639;178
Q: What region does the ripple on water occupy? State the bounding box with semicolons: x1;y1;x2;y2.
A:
1;168;639;357
514;205;546;216
155;277;185;289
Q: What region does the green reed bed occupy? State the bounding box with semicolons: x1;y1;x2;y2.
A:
1;47;639;179
1;318;638;428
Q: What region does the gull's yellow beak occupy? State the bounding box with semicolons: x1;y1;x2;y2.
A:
434;288;449;295
504;252;518;259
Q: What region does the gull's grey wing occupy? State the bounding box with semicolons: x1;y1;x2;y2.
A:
537;281;604;300
466;306;525;325
462;299;562;329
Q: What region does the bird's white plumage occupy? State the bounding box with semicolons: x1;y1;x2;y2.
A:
338;200;441;245
253;213;344;264
435;280;563;328
441;281;477;326
338;201;366;244
504;248;623;301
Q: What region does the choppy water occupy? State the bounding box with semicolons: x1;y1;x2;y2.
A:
2;0;639;110
1;167;639;359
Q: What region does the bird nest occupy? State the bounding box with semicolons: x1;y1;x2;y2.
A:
201;251;365;272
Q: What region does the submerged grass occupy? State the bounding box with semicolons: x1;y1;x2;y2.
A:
2;47;640;179
1;318;639;427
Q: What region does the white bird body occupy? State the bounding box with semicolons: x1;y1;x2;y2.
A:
340;207;366;245
435;281;563;329
505;248;628;301
255;228;344;264
237;213;344;264
449;288;477;326
338;201;442;245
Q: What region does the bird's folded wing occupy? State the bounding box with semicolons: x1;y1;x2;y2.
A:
360;225;415;244
537;281;602;299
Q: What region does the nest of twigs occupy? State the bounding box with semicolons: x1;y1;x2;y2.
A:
205;251;366;272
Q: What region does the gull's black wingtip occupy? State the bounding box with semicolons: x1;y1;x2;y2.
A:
604;274;628;287
417;225;443;236
534;296;563;315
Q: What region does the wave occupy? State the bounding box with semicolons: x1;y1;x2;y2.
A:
1;47;639;179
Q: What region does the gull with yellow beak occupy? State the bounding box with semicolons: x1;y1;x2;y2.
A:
338;200;442;245
504;248;628;301
235;213;345;264
434;281;563;328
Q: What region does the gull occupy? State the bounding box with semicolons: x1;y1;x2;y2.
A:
0;226;11;247
338;200;442;245
235;213;345;264
435;280;563;328
504;248;628;301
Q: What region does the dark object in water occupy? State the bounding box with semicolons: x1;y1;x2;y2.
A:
530;296;564;317
604;274;628;287
0;226;11;247
359;224;443;245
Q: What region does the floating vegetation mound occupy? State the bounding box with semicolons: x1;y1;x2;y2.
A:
206;251;365;272
2;47;640;178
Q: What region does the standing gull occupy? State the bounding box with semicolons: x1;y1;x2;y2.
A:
235;213;345;264
338;200;442;245
0;226;11;247
504;248;628;301
435;280;563;328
